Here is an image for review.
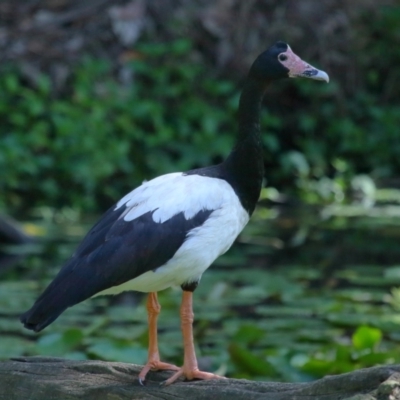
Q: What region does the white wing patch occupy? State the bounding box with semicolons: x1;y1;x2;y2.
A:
116;172;240;223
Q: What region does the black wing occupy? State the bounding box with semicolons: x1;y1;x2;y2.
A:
21;204;213;331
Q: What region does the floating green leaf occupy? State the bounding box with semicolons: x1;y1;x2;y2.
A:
352;326;382;351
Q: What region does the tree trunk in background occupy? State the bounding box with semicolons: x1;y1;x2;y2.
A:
0;215;32;245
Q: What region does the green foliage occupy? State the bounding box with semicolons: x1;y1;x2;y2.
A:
2;6;400;212
276;5;400;204
0;40;239;211
352;326;382;351
3;204;400;381
298;326;387;378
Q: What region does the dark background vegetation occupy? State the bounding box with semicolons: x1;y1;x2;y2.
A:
2;0;400;384
1;0;399;212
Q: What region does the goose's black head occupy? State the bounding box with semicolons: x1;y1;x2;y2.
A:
249;41;329;83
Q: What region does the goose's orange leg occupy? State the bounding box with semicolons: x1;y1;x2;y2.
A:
162;291;225;385
138;292;179;384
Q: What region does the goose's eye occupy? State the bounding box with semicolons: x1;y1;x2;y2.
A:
278;54;288;62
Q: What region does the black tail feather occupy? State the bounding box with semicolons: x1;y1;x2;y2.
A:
20;304;64;332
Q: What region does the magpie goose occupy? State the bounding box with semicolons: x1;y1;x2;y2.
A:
20;42;329;385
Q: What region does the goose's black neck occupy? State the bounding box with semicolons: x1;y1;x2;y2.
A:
185;76;270;216
221;77;269;215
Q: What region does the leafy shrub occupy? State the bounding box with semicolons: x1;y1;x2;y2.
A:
272;5;400;203
0;39;283;212
1;4;400;213
0;41;231;211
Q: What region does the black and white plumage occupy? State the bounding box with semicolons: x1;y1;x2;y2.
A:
22;173;249;331
21;41;328;384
